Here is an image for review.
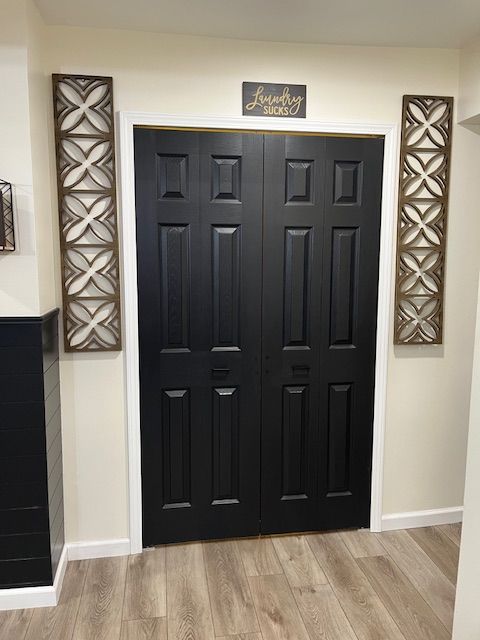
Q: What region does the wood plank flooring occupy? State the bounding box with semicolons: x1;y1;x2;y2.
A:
0;524;461;640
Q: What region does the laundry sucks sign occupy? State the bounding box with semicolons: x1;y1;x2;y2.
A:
242;82;307;118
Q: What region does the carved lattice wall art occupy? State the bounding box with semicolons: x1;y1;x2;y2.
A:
394;95;453;345
53;74;121;352
0;180;15;251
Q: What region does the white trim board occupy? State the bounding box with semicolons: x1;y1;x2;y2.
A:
118;112;399;552
381;507;463;531
67;538;131;561
0;545;68;612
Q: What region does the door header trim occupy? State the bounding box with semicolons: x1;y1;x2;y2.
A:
133;124;382;138
118;112;399;554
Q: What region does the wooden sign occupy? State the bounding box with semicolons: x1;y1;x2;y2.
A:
243;82;306;118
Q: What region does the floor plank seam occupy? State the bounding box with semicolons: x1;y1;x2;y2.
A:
118;556;130;640
237;543;265;640
164;545;170;640
407;528;459;586
275;543;325;640
20;610;33;640
377;539;452;636
201;541;219;637
354;553;424;640
69;559;90;640
303;535;362;640
338;540;408;640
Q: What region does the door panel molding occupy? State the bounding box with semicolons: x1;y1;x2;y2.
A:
283;227;313;349
119;112;399;553
212;225;242;351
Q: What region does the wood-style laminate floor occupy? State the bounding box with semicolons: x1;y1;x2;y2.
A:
0;524;461;640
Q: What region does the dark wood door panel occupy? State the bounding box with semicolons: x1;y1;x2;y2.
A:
135;129;263;544
319;137;384;529
261;135;383;534
261;135;326;533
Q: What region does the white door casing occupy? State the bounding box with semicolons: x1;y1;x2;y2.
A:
117;112;399;554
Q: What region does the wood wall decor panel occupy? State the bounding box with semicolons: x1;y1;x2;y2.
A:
52;74;122;352
394;95;453;344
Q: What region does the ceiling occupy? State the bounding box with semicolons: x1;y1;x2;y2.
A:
35;0;480;49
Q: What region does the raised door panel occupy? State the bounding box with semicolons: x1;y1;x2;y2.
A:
284;228;312;349
286;160;314;204
159;225;190;352
329;228;359;348
162;389;191;509
212;226;241;351
282;385;309;500
327;383;353;496
211;156;242;202
157;154;189;200
333;160;363;206
212;387;240;504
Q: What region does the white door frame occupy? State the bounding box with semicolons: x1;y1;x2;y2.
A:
118;112;399;554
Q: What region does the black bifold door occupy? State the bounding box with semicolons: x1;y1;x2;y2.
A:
134;129;383;545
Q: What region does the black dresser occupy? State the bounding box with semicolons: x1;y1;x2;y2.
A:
0;310;64;588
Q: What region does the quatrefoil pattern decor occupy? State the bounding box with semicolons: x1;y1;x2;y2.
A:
53;75;121;352
394;95;453;344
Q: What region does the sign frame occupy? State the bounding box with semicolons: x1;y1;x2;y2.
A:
242;82;307;118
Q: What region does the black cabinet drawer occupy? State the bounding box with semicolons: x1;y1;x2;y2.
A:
0;533;50;560
0;507;49;535
0;482;47;510
0;557;52;588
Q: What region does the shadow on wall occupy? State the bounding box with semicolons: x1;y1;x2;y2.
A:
59;350;121;363
394;345;445;359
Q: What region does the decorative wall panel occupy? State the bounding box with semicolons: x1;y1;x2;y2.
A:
52;74;121;352
395;95;453;344
0;180;15;251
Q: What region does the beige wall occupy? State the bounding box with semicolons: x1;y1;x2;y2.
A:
26;0;59;314
385;125;480;514
4;14;479;543
0;0;40;315
452;31;480;640
453;276;480;640
459;35;480;123
0;0;58;316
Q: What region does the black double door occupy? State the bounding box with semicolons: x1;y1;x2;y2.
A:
134;129;384;546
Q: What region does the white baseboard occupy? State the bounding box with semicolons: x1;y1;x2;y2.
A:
53;544;68;595
67;538;131;561
0;538;130;611
0;544;68;611
381;506;463;531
